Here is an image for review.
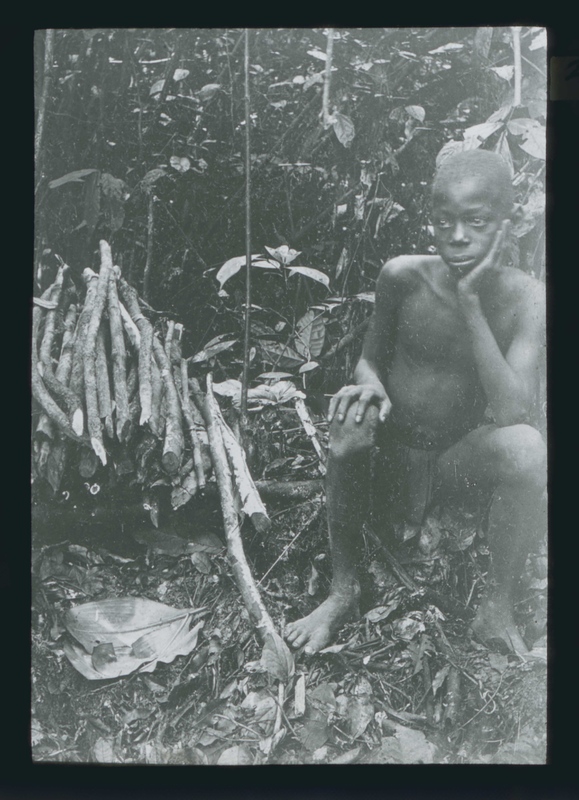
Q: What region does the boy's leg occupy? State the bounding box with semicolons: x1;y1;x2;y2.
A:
435;423;547;653
285;404;379;653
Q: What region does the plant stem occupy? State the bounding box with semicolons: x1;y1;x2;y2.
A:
241;28;252;425
322;28;334;129
143;192;154;302
511;26;522;106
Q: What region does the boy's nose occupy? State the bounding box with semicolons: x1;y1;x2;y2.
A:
450;222;469;243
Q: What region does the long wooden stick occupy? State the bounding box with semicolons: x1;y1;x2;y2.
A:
95;327;114;439
205;374;278;643
179;359;206;490
107;269;131;441
241;28;252;424
69;269;99;399
152;333;184;475
118;277;153;426
83;242;113;464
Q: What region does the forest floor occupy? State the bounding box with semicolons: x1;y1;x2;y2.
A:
31;412;547;766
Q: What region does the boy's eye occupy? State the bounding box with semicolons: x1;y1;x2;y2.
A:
435;218;451;228
469;217;488;227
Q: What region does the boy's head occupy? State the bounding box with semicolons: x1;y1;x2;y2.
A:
431;150;515;275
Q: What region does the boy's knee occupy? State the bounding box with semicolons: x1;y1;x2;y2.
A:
329;405;379;461
492;424;546;487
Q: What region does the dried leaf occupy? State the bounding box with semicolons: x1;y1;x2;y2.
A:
170;156;191;173
190;339;237;363
191;551;212;574
392;614;425;642
332;113;356;147
431;664;451;696
216;745;252;765
330;747;361;765
405;105;425;122
490;65;514;81
294;674;306;717
197;83;221;102
429;42;464;54
364;598;400;623
261;632;295;683
307;564;320;596
346;696;375;738
299;718;329;751
173;68;189;81
48;169;98;189
395;725;436;764
63;597;204;679
171;470;198;510
92;737;120;763
133;529;222;557
149;79;165;96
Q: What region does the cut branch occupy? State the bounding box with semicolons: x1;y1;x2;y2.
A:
83;242;113;464
32;274;86;444
152;333;184;475
95;327;114;439
212;396;270;533
204;373;278;643
69;269;99;399
107;270;131;441
179;358;206;490
119;277;153;426
294;398;326;474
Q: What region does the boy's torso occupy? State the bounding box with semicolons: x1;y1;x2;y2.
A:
377;255;530;448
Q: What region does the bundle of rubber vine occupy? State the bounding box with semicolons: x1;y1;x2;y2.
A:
32;239;213;507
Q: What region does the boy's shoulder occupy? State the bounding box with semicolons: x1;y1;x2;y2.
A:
495;265;545;303
378;254;439;282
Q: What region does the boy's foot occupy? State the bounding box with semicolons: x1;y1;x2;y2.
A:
471;597;529;655
284;590;360;654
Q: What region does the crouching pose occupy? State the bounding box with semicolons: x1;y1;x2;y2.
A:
285;150;546;655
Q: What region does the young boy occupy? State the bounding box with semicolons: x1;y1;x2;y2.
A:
285;149;546;656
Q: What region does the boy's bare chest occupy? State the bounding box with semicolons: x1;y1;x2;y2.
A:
395;286;512;366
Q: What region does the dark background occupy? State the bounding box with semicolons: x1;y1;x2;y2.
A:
3;5;578;799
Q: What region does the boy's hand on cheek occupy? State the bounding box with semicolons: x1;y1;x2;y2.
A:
458;220;510;302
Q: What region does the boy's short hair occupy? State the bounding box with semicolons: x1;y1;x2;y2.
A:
433;149;514;213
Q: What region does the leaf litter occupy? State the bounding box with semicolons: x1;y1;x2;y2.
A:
32;475;546;764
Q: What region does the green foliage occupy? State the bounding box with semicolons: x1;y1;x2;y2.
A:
36;27;546;393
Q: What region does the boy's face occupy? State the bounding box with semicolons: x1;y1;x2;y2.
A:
432;174;510;277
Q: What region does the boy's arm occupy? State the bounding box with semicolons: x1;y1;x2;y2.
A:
328;258;412;424
458;224;545;426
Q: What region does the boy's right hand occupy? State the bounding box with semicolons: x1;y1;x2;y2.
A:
328;384;392;425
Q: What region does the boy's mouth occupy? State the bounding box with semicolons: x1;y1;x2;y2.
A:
446;256;476;268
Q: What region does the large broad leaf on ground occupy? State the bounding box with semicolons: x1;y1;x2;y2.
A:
63;598;204;680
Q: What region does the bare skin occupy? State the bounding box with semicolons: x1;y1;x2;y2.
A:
285;162;546;655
